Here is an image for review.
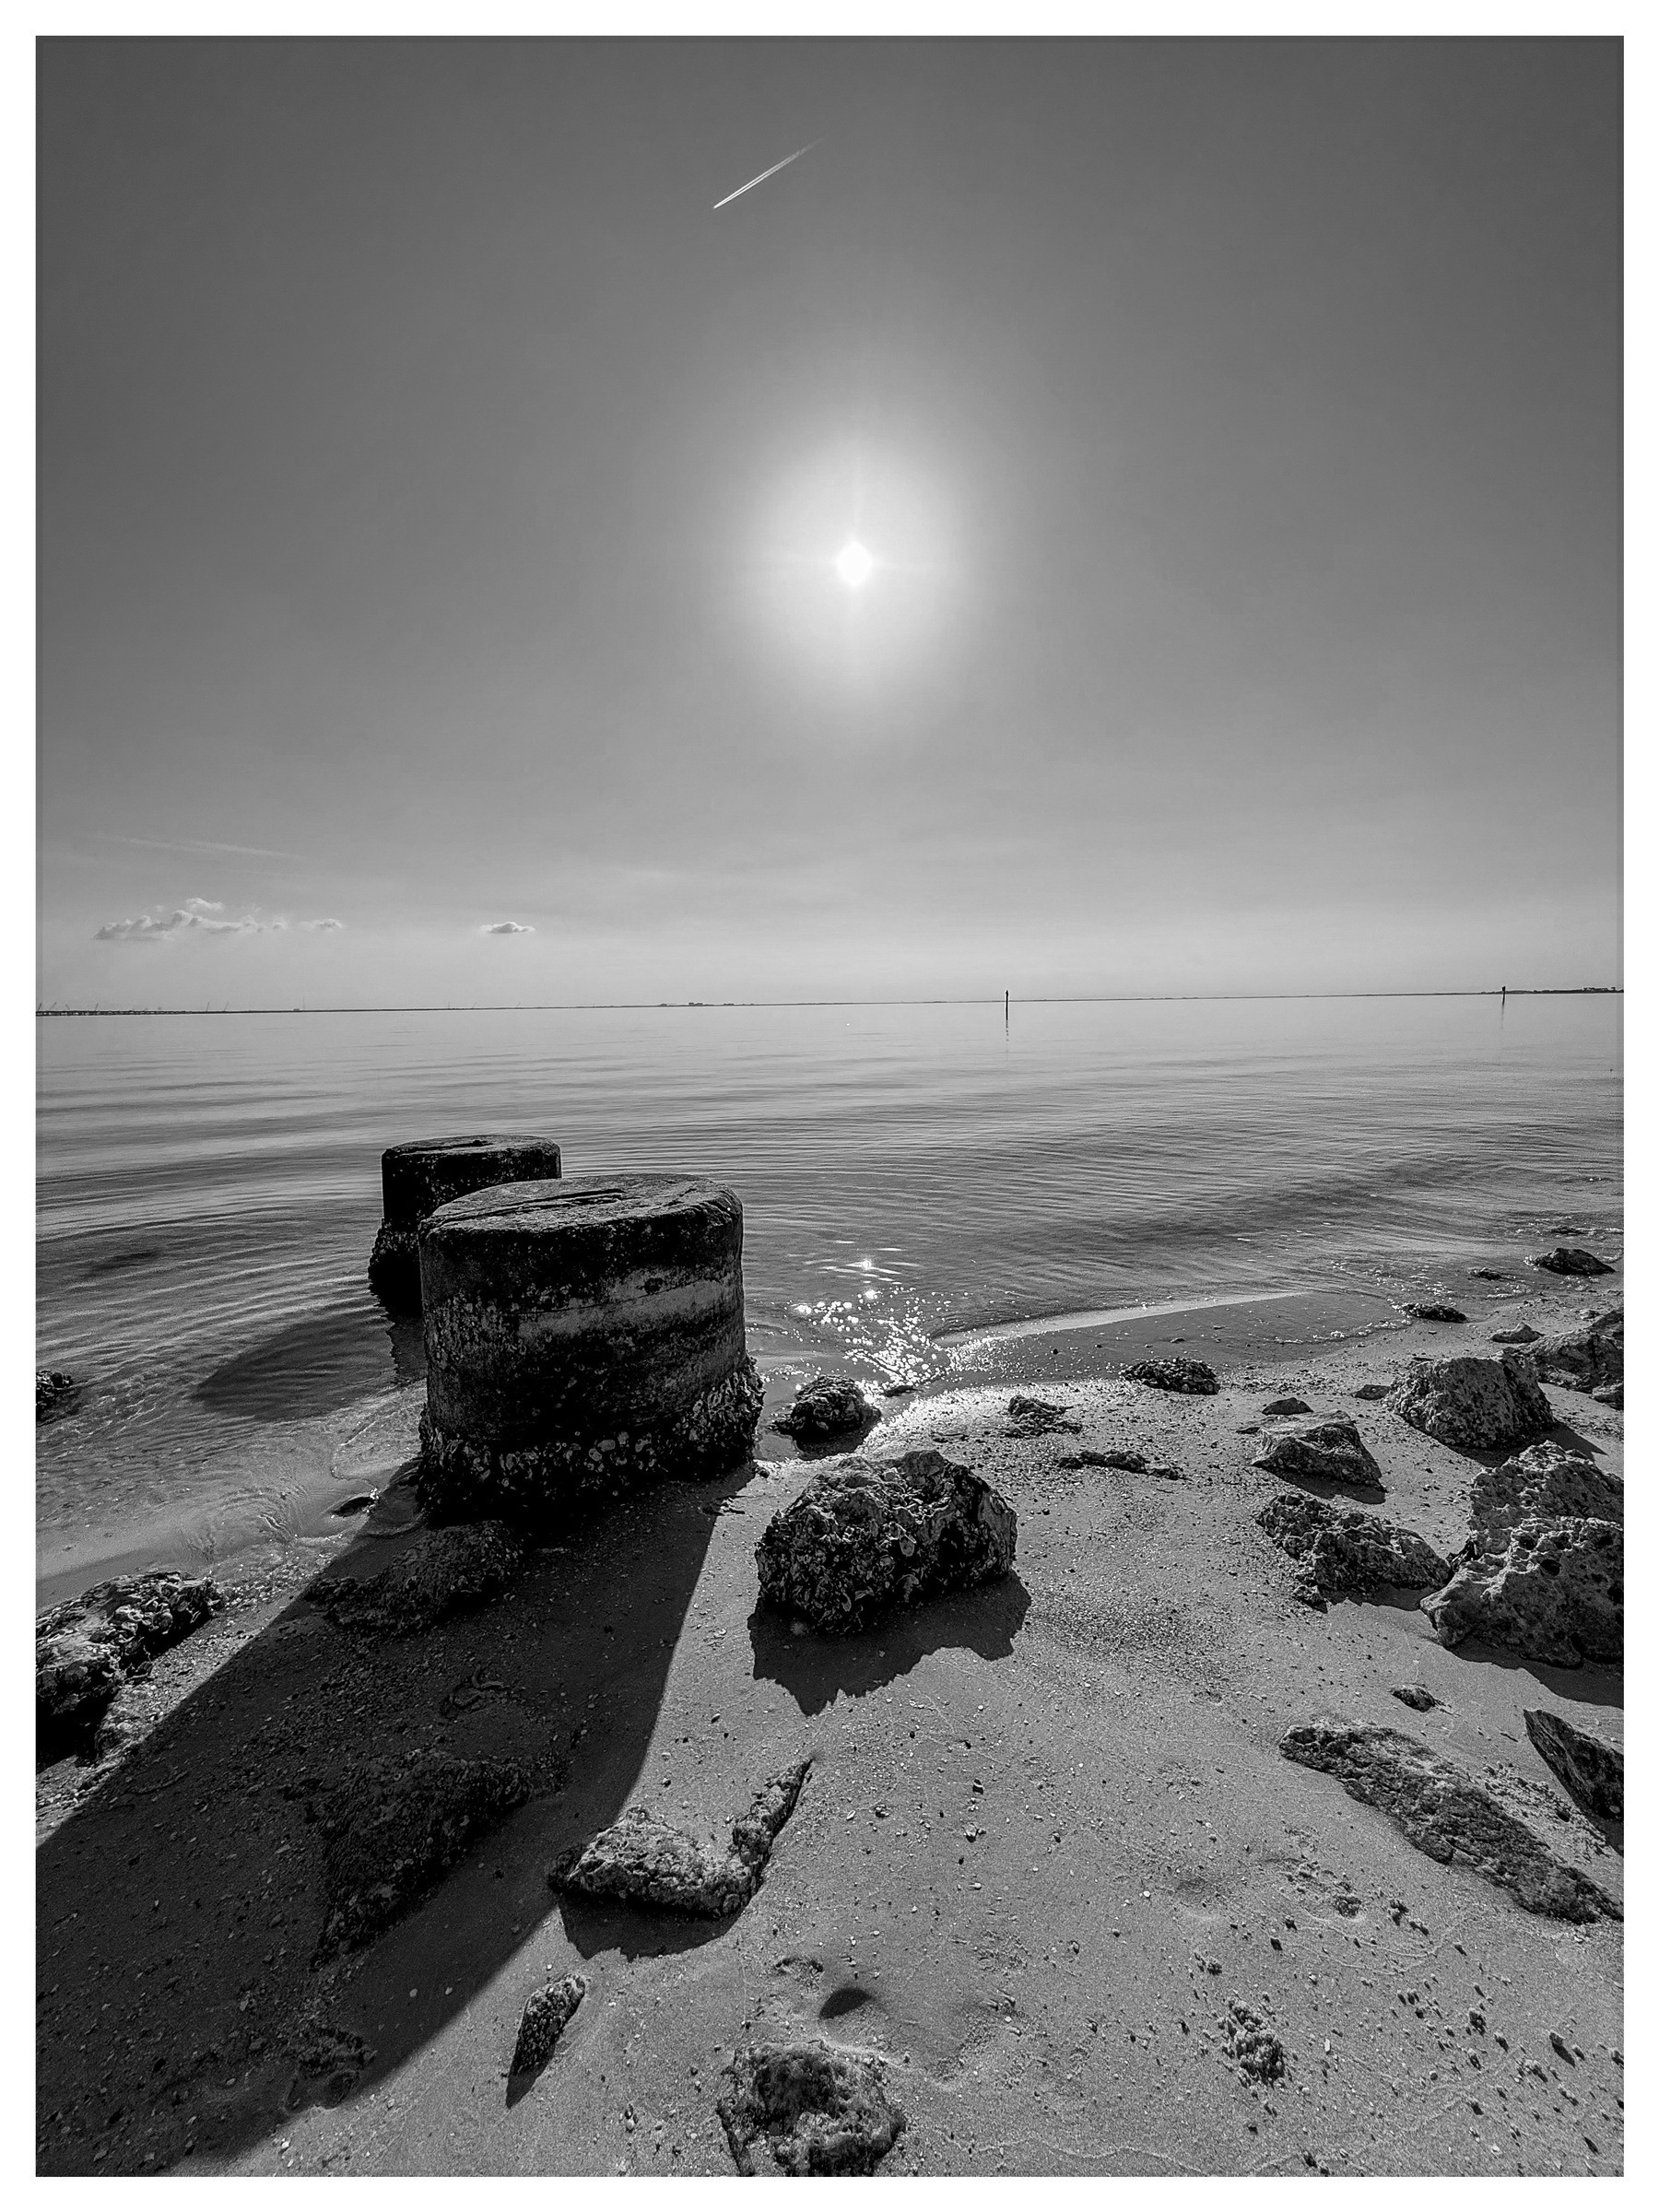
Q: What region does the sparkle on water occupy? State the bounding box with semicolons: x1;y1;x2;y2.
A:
834;540;876;589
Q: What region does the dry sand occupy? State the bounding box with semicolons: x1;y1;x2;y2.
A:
36;1281;1623;2177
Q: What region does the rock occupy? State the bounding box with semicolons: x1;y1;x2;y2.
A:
1403;1303;1466;1324
36;1369;76;1419
1529;1247;1615;1277
368;1135;564;1312
1392;1685;1439;1712
37;1571;221;1758
1004;1394;1080;1436
1058;1448;1183;1478
1223;1999;1287;2085
1490;1325;1542;1344
1257;1493;1449;1603
1123;1356;1218;1394
1532;1312;1622;1394
1384;1350;1553;1453
552;1759;811;1917
880;1382;915;1398
1262;1396;1312;1416
317;1751;530;1955
1279;1721;1619;1922
754;1451;1016;1633
1523;1710;1622;1819
1253;1414;1385;1491
1420;1442;1623;1666
1352;1382;1389;1400
772;1376;878;1443
717;2041;905;2175
285;2017;376;2110
1592;1382;1622;1410
417;1174;763;1528
309;1522;524;1634
1468;1268;1507;1280
510;1973;587;2078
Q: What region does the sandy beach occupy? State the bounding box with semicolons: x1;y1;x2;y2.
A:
35;1269;1622;2180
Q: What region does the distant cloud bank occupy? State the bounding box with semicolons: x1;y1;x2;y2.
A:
482;920;535;935
91;897;352;941
95;896;289;942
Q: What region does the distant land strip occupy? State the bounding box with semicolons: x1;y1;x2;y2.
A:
36;988;1622;1016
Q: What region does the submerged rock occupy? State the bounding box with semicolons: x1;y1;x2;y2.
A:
551;1759;811;1918
1490;1324;1542;1345
1384;1350;1552;1453
1123;1356;1219;1394
1392;1685;1439;1712
309;1522;524;1635
37;1571;221;1757
755;1451;1016;1634
773;1376;879;1444
510;1973;587;2079
1403;1303;1466;1324
1420;1441;1623;1667
1004;1394;1080;1436
1529;1246;1615;1277
1532;1311;1622;1394
1468;1268;1507;1280
1279;1720;1619;1922
1257;1493;1448;1604
717;2041;906;2175
1253;1414;1384;1491
1262;1395;1312;1417
1523;1710;1622;1820
36;1369;76;1419
317;1750;530;1956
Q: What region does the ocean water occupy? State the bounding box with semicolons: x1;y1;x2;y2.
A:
36;994;1621;1594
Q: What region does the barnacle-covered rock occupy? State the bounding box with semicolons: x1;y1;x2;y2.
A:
1280;1720;1619;1921
551;1759;811;1917
717;2041;906;2175
1385;1351;1553;1453
1420;1442;1622;1666
755;1451;1016;1634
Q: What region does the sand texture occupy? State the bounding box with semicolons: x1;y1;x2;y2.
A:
36;1291;1622;2177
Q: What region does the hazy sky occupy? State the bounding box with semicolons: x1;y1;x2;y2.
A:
39;37;1621;1006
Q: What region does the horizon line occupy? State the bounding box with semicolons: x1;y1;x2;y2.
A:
34;986;1623;1016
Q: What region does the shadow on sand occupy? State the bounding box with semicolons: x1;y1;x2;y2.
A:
35;1460;747;2175
747;1573;1031;1718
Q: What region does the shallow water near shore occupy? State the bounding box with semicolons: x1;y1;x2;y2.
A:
37;994;1620;1594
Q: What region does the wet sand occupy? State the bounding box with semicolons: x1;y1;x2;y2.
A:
36;1276;1622;2177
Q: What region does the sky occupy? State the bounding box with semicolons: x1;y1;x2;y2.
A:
38;36;1622;1007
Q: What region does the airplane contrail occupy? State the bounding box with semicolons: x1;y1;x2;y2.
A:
712;141;818;211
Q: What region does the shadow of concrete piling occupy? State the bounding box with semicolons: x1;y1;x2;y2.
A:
35;1463;741;2176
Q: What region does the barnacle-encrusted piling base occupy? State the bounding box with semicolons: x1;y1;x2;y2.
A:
416;1355;763;1527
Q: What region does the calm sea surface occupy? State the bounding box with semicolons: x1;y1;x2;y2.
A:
36;995;1621;1593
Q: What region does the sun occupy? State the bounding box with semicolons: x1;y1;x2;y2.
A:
833;539;876;590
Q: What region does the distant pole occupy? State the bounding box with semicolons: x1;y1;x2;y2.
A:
1005;990;1009;1023
1501;983;1507;1005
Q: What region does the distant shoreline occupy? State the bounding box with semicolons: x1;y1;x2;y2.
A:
33;987;1625;1017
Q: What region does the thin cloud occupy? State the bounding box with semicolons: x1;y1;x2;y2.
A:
481;920;535;935
91;832;300;861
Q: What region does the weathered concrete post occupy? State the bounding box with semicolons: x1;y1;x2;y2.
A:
416;1174;764;1526
368;1135;563;1312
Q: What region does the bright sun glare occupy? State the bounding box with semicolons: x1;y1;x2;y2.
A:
834;540;876;589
